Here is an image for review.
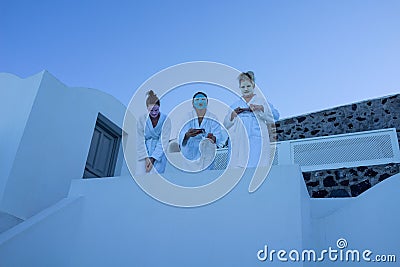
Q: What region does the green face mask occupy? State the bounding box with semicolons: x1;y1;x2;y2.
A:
193;96;207;109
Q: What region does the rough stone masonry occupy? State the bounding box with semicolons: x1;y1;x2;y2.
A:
273;94;400;197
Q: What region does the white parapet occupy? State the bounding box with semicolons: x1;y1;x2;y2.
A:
171;128;400;172
276;128;400;171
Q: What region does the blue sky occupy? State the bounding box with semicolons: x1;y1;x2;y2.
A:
1;0;399;119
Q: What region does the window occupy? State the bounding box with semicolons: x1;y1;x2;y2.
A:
83;113;121;178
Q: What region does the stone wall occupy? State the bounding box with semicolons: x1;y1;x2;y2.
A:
303;163;399;198
274;94;400;197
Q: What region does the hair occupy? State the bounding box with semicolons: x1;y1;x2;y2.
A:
192;91;208;99
146;90;160;106
238;71;255;86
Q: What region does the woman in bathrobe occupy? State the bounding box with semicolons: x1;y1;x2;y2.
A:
224;71;272;168
136;90;171;175
178;92;222;169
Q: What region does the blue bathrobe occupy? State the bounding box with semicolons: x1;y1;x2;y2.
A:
178;109;222;162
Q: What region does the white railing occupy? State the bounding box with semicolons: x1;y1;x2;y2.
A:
167;128;400;172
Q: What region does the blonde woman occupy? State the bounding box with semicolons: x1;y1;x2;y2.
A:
224;71;271;168
136;90;171;174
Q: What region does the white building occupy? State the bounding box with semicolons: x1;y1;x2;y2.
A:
0;71;398;266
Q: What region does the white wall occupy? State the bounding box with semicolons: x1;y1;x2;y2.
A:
0;167;398;266
310;173;400;267
66;165;310;267
0;72;42;203
0;197;83;267
0;71;129;219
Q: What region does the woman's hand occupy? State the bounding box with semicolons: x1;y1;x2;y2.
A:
183;128;201;146
231;107;244;121
249;104;264;112
206;133;216;143
145;157;155;172
185;128;202;138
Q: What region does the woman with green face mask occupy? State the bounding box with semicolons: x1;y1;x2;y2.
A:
178;92;222;170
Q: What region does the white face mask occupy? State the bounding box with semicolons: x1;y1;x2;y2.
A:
147;104;160;118
240;79;255;96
